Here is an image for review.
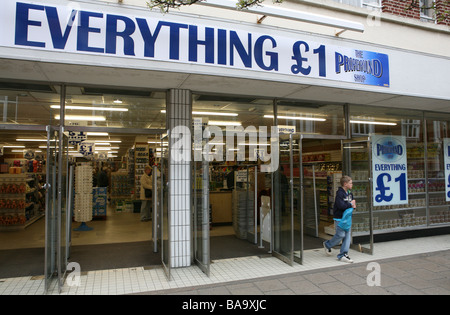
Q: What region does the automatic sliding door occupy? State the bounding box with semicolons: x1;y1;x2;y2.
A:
44;126;70;293
273;134;294;266
160;136;171;280
57;129;69;293
44;126;58;293
193;156;210;276
292;134;303;264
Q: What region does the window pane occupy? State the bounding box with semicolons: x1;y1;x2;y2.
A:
350;105;427;232
0;82;60;125
277;100;345;136
425;112;450;226
63;86;166;129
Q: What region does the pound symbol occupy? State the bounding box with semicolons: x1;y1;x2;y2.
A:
375;173;393;203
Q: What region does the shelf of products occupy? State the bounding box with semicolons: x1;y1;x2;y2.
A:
0;173;44;230
134;144;149;199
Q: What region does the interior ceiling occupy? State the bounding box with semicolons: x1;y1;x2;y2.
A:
0;58;449;159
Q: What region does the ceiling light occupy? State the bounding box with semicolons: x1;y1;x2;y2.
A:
55;115;106;121
16;138;47;142
148;141;168;146
208;121;242;126
237;143;270;146
160;110;238;116
193;111;238;117
113;99;123;104
87;132;109;136
350;120;397;126
95;147;120;151
38;146;75;149
264;115;326;122
51;105;128;112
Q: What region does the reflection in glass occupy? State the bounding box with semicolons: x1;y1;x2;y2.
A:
425;112;450;226
277;100;345;136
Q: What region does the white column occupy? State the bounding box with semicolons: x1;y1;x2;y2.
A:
167;89;192;268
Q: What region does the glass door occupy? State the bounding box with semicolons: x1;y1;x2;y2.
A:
273;133;294;266
292;134;303;264
160;135;171;280
302;163;320;238
342;139;373;254
193;149;210;276
44;126;58;293
44;126;70;293
57;128;69;292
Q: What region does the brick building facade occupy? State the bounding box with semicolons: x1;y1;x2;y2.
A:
382;0;450;25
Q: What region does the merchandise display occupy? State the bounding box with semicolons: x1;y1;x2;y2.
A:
134;144;149;198
0;173;44;230
92;187;107;218
74;163;93;223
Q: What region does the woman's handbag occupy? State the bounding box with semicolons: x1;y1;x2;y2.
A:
145;189;152;198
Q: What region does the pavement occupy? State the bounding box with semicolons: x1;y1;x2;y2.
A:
137;249;450;296
1;234;450;296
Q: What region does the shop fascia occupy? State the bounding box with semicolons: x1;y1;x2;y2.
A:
172;124;280;173
6;0;389;87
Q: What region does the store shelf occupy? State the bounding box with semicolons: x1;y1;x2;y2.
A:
0;173;44;230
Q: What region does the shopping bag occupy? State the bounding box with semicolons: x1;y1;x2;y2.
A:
145;189;152;198
337;207;354;232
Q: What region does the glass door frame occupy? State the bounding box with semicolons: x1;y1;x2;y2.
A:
273;132;295;266
160;133;170;280
193;148;210;276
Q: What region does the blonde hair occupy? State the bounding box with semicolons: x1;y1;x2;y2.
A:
144;165;152;172
340;175;352;187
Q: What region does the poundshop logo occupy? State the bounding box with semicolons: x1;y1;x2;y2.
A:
375;137;404;163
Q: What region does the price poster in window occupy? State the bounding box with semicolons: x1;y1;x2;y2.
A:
444;138;450;202
372;135;408;206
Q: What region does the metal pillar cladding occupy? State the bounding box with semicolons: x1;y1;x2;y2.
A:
153;165;158;253
166;89;192;268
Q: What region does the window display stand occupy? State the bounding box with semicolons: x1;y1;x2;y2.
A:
74;221;93;231
73;162;93;231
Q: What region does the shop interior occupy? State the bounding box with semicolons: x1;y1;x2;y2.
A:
2;83;449;278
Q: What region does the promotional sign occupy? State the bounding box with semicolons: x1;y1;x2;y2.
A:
68;131;87;145
372;135;408;207
444;138;450;202
78;141;95;157
277;125;296;135
0;0;389;87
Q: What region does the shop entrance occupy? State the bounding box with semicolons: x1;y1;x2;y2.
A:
275;135;345;265
0;83;168;292
64;127;165;277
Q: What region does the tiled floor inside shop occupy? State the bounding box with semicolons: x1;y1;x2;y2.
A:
1;234;449;295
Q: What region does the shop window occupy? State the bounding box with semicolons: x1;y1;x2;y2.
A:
425;112;450;226
63;86;166;130
402;119;421;139
0;82;59;125
192;94;274;166
276;100;345;136
351;119;375;136
349;105;429;234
